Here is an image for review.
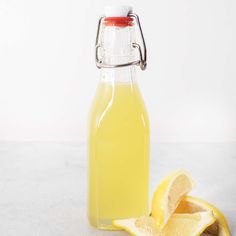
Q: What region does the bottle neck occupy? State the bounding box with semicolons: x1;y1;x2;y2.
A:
100;66;136;84
100;23;136;84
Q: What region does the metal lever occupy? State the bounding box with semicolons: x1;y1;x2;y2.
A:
95;13;147;70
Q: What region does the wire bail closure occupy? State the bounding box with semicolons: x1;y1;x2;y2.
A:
95;13;147;70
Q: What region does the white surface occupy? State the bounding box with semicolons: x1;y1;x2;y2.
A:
0;142;235;235
0;0;236;143
104;5;133;17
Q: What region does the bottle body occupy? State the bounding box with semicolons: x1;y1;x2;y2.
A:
88;68;149;229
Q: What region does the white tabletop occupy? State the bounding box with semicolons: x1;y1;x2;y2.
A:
0;142;235;236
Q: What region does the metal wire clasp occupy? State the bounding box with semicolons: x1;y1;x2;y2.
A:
95;13;147;70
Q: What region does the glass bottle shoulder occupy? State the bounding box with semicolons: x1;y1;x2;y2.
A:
89;80;149;130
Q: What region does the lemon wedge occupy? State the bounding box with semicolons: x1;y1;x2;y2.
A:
175;196;231;236
163;212;215;236
113;170;231;236
113;216;160;236
151;170;194;229
113;211;215;236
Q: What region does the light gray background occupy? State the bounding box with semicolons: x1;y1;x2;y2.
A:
0;0;235;143
0;143;235;235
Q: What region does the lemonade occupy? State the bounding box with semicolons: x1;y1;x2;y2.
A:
88;79;149;229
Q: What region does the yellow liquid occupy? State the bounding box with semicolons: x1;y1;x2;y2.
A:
88;81;149;229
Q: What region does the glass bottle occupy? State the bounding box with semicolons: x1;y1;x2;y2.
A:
88;6;149;230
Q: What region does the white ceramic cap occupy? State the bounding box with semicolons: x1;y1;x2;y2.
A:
104;5;133;17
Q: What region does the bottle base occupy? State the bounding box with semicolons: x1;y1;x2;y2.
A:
89;217;118;230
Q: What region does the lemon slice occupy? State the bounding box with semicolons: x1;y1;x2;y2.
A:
113;212;215;236
175;196;231;236
113;216;160;236
151;170;194;228
163;212;215;236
